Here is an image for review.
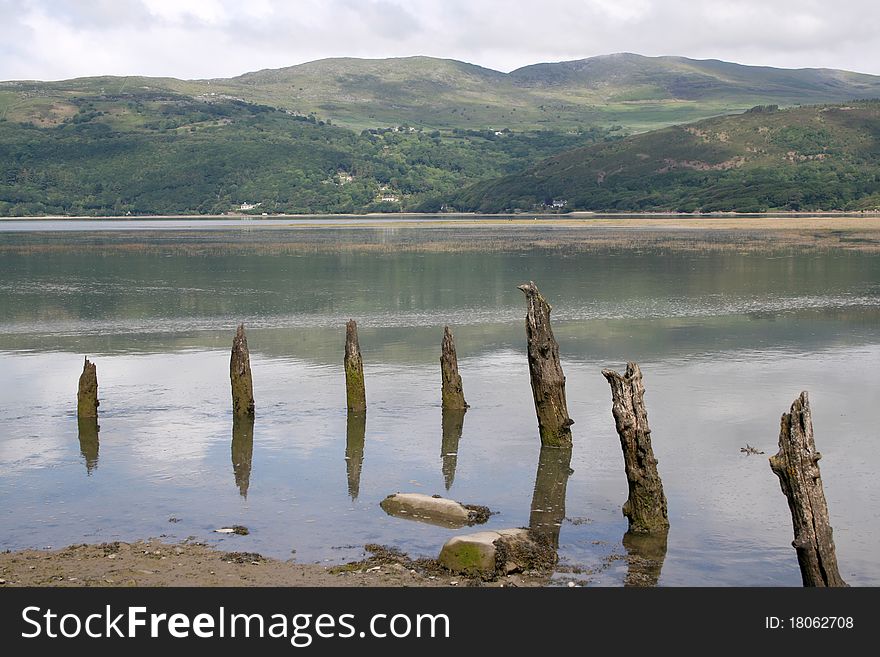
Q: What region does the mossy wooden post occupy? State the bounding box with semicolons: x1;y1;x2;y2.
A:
441;325;468;410
344;319;366;413
77;357;99;418
770;392;847;587
602;362;669;534
517;281;573;448
230;324;255;417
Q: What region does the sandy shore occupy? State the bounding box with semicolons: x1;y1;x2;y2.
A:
0;540;552;588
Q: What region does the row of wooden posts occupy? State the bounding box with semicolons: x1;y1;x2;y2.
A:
76;281;847;587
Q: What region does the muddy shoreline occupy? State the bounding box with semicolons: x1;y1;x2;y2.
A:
0;540;553;588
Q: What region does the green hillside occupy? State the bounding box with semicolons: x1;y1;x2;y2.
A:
442;102;880;213
5;54;880;134
0;88;596;215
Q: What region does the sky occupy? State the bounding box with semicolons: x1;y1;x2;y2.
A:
2;0;880;81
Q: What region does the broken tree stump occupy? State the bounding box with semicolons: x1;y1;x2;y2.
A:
601;362;669;534
230;324;255;417
517;281;573;448
441;325;468;410
76;357;99;418
344;319;366;413
769;391;847;587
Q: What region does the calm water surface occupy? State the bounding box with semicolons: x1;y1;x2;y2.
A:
1;224;878;586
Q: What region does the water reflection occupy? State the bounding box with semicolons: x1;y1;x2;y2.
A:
345;412;366;501
231;415;254;498
622;530;668;587
77;417;100;475
440;409;466;490
529;446;573;550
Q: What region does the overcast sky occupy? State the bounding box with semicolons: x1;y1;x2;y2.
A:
2;0;879;81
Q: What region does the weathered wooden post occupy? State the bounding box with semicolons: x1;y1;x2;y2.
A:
770;392;847;587
528;445;573;551
602;362;669;534
517;281;573;448
77;417;100;475
231;415;254;498
441;325;468;410
344;320;367;413
77;357;99;418
230;324;255;417
345;412;367;500
441;408;466;490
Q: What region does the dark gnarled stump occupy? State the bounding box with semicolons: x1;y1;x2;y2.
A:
770;392;847;587
344;320;366;413
230;324;255;417
77;357;99;418
602;362;669;534
517;281;573;448
441;325;468;410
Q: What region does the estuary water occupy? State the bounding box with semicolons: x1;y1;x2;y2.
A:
1;222;878;586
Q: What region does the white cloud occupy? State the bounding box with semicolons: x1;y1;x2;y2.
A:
0;0;879;80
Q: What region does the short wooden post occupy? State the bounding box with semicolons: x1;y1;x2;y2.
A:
517;281;573;448
602;362;669;534
344;320;366;413
231;415;254;498
441;408;466;490
230;324;255;417
770;392;847;587
345;412;366;500
441;326;468;410
77;357;99;418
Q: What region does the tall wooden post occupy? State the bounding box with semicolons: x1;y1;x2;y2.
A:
770;392;847;587
230;324;255;417
441;325;468;410
77;357;99;418
602;362;669;534
344;320;366;413
517;281;573;448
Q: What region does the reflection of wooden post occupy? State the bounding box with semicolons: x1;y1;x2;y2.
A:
231;415;255;498
441;408;466;490
529;446;573;550
345;412;366;500
441;326;468;410
344;320;366;413
77;357;99;418
517;281;573;448
77;417;100;475
602;362;669;534
770;392;847;587
622;530;668;587
230;324;255;417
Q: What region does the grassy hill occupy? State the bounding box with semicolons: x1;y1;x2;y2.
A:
5;54;880;133
442;101;880;213
1;54;880;216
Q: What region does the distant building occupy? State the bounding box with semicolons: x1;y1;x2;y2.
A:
551;199;567;209
239;202;262;211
